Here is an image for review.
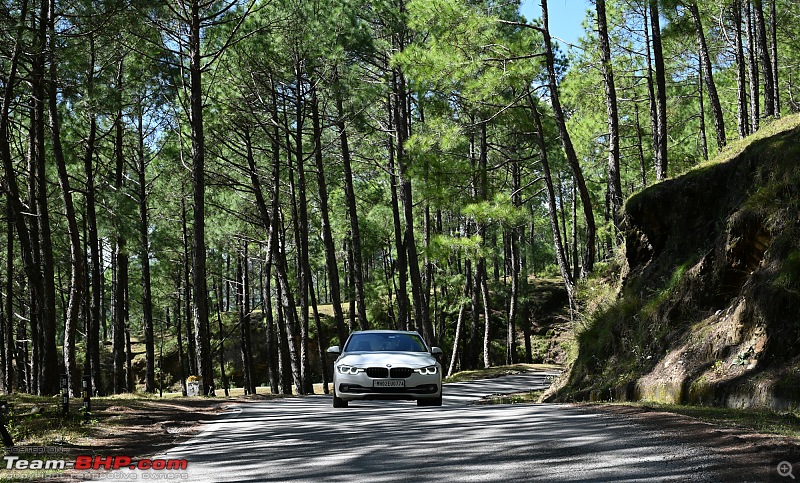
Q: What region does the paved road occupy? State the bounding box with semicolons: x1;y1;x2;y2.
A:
95;371;726;482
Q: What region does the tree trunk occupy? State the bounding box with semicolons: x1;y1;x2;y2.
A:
447;299;467;378
113;241;128;393
634;104;648;188
80;30;103;397
246;95;303;394
746;0;760;131
733;0;750;138
135;100;156;393
112;62;128;394
480;262;491;369
0;0;29;395
335;82;369;331
262;260;279;394
468;256;481;369
346;237;356;331
394;68;434;345
688;2;726;151
3;219;14;392
213;279;229;396
189;0;214;395
769;0;779;115
125;306;133;393
507;227;519;366
753;0;774;117
46;0;84;396
309;86;348;346
528;93;576;313
542;0;596;276
238;245;255;395
447;269;470;377
273;135;304;394
274;270;292;395
31;0;57;396
596;0;622;224
309;278;329;395
292;66;314;396
477;122;491;368
649;0;669;180
173;302;187;396
276;224;303;395
506;161;523;365
387;93;410;330
698;56;709;161
180;193;197;376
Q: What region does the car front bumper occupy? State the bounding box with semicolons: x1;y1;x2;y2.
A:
334;371;442;401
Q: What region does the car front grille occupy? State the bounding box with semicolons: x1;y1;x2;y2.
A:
390;368;413;378
366;367;389;378
339;384;439;395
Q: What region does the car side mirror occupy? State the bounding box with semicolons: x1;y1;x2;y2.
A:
431;347;443;357
327;346;341;355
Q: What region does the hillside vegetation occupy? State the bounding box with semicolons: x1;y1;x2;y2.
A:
547;115;800;410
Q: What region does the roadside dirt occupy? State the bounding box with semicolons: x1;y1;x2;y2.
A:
580;403;800;481
4;394;280;482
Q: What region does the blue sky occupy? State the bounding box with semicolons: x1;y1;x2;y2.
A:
518;0;592;49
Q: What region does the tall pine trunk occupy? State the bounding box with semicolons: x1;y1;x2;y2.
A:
649;0;669;180
542;0;596;275
3;219;14;392
733;0;750;138
188;0;214;395
746;0;760;131
0;0;29;394
596;0;622;224
292;66;313;395
310;86;347;346
698;57;709;161
32;0;58;395
688;2;726;151
213;278;229;396
769;0;779;115
135;100;156;393
753;0;774;117
262;261;279;394
112;240;128;393
394;67;434;344
336;84;369;331
47;0;84;396
83;35;103;396
387;93;410;330
528;93;576;313
238;244;255;395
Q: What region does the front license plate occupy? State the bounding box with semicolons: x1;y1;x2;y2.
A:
374;379;405;388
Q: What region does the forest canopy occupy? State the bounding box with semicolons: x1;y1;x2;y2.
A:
0;0;796;397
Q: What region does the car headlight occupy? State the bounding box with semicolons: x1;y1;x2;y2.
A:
336;365;364;375
414;366;438;375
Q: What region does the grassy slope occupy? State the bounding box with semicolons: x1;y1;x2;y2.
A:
546;114;800;410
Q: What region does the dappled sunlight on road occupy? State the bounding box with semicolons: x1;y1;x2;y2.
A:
96;372;718;482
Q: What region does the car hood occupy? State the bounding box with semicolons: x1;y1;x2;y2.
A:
338;352;437;368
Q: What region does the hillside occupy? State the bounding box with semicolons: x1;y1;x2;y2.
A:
546;115;800;410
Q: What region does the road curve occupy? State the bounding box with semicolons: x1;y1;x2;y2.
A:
91;371;728;482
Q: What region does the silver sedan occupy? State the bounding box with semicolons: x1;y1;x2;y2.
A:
327;330;443;408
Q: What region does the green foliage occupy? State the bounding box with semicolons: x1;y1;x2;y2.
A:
3;0;799;405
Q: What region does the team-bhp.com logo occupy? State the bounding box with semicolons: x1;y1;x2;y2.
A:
4;455;188;471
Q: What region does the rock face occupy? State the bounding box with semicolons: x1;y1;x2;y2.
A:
548;118;800;410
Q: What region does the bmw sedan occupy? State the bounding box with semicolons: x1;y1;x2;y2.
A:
327;330;443;408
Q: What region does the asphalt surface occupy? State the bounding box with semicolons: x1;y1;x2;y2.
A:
89;371;730;482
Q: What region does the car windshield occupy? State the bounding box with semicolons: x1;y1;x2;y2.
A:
344;333;427;352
